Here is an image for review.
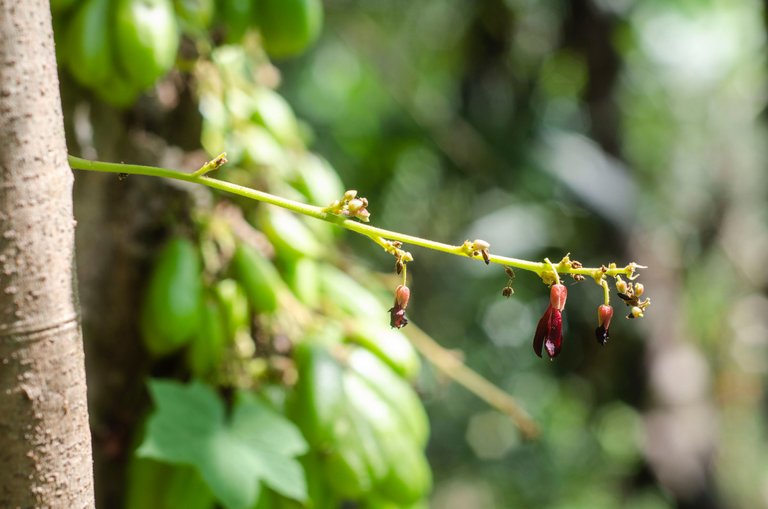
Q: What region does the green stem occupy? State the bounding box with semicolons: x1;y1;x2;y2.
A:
601;278;610;306
544;258;560;285
68;155;637;279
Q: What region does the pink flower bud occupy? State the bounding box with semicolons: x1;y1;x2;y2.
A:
394;284;410;309
355;208;371;222
597;304;613;329
549;284;567;311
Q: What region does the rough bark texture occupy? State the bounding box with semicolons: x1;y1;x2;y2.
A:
0;1;95;507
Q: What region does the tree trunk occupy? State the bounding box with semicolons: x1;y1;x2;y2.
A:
0;1;95;507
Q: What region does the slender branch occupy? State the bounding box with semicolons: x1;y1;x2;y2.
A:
68;155;638;279
403;323;540;439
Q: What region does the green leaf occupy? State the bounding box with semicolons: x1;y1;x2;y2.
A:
138;380;309;509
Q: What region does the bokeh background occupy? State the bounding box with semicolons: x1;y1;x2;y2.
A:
282;1;768;508
63;0;768;508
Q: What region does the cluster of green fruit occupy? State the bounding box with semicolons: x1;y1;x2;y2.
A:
130;43;431;508
51;0;323;107
136;227;430;507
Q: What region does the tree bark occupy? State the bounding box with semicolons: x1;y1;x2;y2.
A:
0;1;95;507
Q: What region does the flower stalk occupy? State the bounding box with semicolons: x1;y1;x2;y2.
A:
68;155;641;281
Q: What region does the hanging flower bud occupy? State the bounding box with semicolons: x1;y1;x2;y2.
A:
533;284;567;359
549;283;567;311
394;284;410;309
594;304;613;346
389;284;410;329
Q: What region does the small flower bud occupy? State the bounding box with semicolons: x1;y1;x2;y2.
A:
472;239;490;251
549;284;567;311
597;304;613;329
595;304;613;346
616;279;628;294
389;284;411;328
394;284;410;309
634;283;644;297
344;190;358;201
629;306;643;319
355;208;371;222
347;198;364;213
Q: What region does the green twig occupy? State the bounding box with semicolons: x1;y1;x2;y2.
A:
68;155;638;279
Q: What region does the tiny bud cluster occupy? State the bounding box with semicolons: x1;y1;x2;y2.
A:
376;248;648;360
463;239;492;265
326;190;371;222
615;276;651;319
524;260;648;359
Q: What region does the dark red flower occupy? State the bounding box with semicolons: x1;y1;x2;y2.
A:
390;308;409;328
533;284;567;359
389;284;410;329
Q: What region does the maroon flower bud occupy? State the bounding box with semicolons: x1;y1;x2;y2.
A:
549;283;567;311
595;304;613;346
389;284;410;329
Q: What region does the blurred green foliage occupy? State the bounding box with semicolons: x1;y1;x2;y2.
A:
57;0;768;507
277;1;768;508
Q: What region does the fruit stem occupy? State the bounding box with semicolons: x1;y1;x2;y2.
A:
403;322;540;439
68;155;639;279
